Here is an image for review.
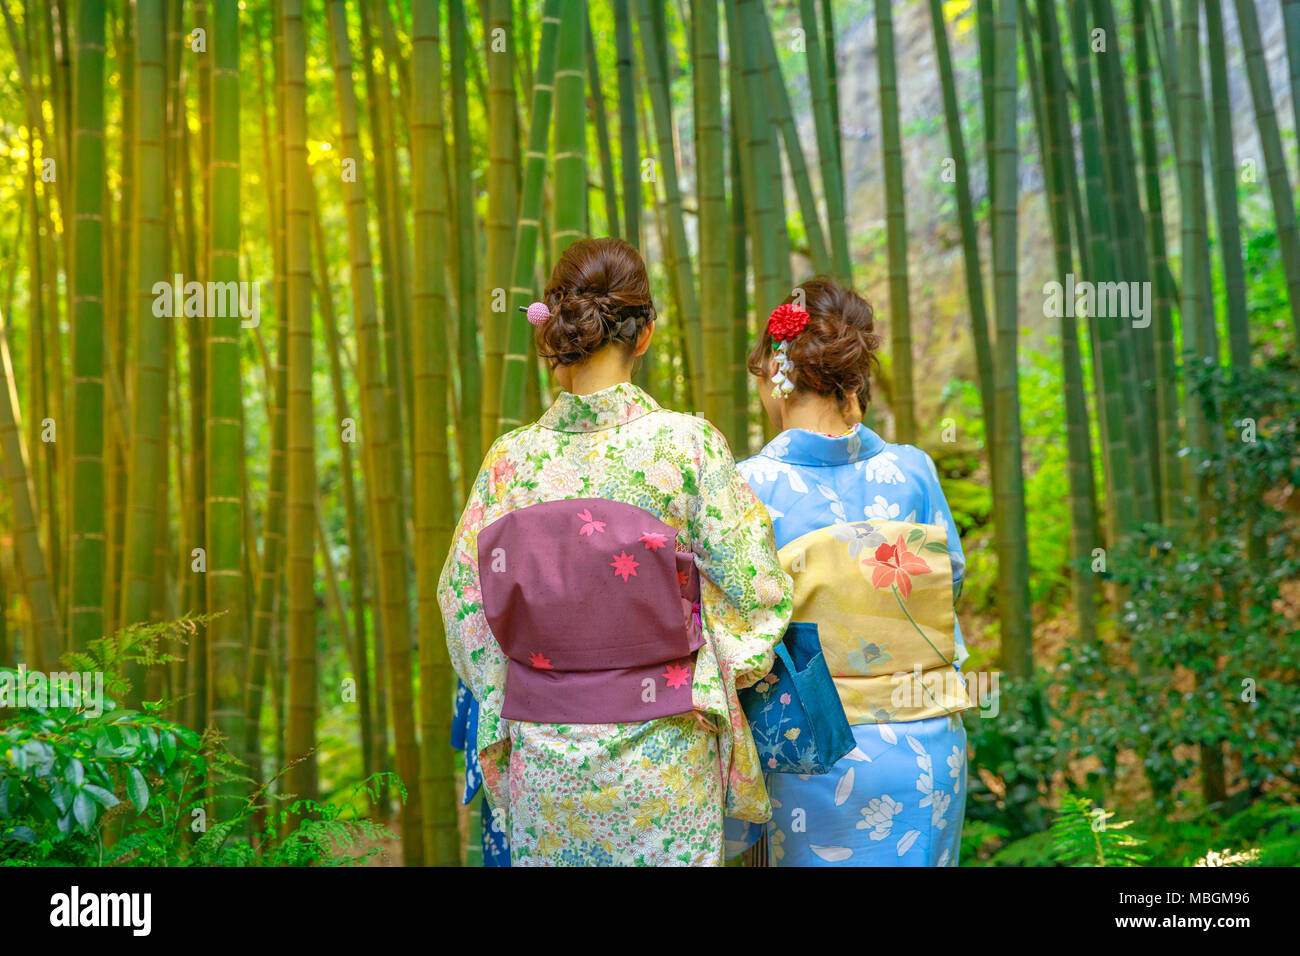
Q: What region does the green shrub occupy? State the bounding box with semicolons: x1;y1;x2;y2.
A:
1;616;394;867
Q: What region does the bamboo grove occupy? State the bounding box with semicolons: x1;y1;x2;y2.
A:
1;0;1299;865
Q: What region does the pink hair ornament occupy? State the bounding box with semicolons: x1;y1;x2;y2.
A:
520;301;551;326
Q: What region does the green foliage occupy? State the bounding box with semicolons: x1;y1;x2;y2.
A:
1045;794;1148;867
1;616;396;866
1214;802;1300;866
963;673;1055;842
0;679;205;865
966;357;1300;865
971;794;1150;867
1;616;210;864
1058;355;1300;805
940;348;1075;613
104;767;398;868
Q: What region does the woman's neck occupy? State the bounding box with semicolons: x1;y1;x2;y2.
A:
564;347;633;396
780;395;859;436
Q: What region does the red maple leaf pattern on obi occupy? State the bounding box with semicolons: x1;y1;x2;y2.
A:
662;661;692;689
639;531;668;551
576;508;606;536
528;651;554;669
861;534;933;599
610;551;640;581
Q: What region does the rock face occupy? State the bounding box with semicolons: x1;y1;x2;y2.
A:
777;0;1295;429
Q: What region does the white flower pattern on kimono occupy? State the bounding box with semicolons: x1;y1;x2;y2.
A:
737;455;809;494
929;789;952;830
857;794;902;840
537;456;584;497
948;745;965;794
864;494;901;520
855;450;905;484
645;460;683;494
620;441;655;475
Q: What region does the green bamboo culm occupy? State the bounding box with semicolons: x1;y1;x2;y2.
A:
324;0;422;865
498;0;562;433
730;0;791;329
1204;0;1250;373
1088;0;1159;526
309;169;377;790
1285;0;1300;145
205;0;249;793
614;0;640;250
410;0;460;866
586;17;618;237
693;0;734;442
68;0;107;654
928;0;996;470
1133;0;1185;526
990;0;1033;680
119;0;168;701
1069;0;1136;536
1176;0;1212;511
483;0;519;441
728;120;751;450
799;0;850;281
754;1;830;277
244;7;287;792
449;0;483;490
638;0;704;411
280;0;318;812
1036;0;1099;645
1234;0;1300;343
552;0;589;257
0;305;62;668
874;0;914;444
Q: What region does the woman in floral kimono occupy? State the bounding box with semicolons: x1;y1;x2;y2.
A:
438;237;793;866
729;278;971;866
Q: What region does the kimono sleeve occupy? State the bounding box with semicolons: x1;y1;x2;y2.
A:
436;439;509;729
687;421;794;689
920;449;969;669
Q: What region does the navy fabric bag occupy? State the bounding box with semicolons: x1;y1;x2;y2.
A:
740;621;854;774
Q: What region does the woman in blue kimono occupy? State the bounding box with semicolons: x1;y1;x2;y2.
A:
450;680;510;866
729;278;972;866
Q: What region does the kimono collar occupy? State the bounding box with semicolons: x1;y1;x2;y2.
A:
757;422;887;466
538;381;661;432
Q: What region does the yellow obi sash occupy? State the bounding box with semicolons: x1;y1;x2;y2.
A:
778;519;972;724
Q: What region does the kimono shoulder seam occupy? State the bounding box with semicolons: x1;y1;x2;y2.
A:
536;409;672;434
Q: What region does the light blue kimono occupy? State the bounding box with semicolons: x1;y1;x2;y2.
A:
728;424;969;866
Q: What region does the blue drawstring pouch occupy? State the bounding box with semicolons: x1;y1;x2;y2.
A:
740;621;854;774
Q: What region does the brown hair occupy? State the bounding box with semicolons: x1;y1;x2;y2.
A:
536;237;657;367
746;277;881;411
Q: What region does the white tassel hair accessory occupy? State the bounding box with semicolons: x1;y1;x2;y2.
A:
765;302;810;400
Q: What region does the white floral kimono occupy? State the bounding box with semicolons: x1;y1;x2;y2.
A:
437;382;793;865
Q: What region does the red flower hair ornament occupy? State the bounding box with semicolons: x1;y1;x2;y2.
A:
766;303;808;398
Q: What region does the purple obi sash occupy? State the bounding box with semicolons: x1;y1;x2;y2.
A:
477;497;703;724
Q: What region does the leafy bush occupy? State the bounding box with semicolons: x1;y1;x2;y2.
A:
964;356;1300;865
0;692;202;865
1;616;394;866
1057;355;1300;807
